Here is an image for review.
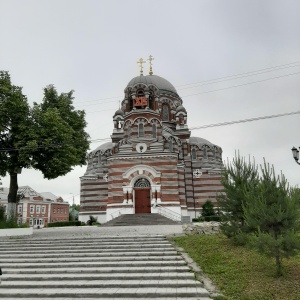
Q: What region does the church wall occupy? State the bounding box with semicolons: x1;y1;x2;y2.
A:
107;155;180;206
80;178;108;214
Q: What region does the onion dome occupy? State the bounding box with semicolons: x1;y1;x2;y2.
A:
126;75;178;94
113;109;125;117
176;105;187;113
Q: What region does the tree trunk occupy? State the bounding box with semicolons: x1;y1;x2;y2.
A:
7;172;18;220
274;230;283;276
275;251;282;276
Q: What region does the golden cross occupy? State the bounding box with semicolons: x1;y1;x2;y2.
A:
137;57;146;75
148;55;154;75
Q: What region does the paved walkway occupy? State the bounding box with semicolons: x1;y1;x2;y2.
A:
29;224;184;239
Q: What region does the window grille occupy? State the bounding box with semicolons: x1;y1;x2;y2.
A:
134;178;150;188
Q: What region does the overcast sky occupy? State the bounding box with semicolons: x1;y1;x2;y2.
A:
1;0;299;205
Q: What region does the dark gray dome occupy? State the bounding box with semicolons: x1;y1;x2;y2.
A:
176;105;187;113
113;109;124;117
92;142;113;154
126;75;177;94
190;137;213;146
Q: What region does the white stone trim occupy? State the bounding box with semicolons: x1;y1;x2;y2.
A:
123;164;161;180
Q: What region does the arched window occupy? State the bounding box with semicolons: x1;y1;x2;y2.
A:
191;148;197;160
203;147;207;159
137;90;144;97
162;105;169;121
148;92;154;110
129;96;133;111
138;123;144;137
152;124;157;138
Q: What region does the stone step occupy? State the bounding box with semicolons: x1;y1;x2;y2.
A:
102;214;181;227
0;255;181;263
0;236;166;243
0;298;212;300
0;246;174;254
0;234;212;299
0;243;171;251
1;272;195;281
0;287;209;298
0;250;177;258
0;240;170;247
0;279;202;288
1;260;186;269
3;266;191;274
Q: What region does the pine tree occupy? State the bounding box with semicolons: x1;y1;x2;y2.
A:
244;160;300;276
218;152;259;240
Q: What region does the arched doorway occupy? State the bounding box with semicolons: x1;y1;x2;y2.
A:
134;178;151;214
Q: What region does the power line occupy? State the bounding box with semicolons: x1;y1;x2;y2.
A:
1;110;298;152
176;61;300;89
189;110;300;130
181;71;300;98
74;60;300;106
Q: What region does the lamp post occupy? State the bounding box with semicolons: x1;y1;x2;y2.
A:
291;147;300;165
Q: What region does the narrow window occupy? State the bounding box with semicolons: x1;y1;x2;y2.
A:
138;123;144;137
162;105;169;121
203;147;207;159
192;148;197;160
148;92;154;109
152;124;157;138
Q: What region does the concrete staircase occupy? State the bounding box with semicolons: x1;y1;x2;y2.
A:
0;235;212;299
103;213;180;226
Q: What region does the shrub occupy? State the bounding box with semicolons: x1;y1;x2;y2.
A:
47;221;81;227
86;215;100;225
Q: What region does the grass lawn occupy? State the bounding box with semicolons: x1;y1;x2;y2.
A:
173;234;300;300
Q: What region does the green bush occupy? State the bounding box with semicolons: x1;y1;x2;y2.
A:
0;216;29;229
0;206;5;221
47;221;81;227
86;215;100;226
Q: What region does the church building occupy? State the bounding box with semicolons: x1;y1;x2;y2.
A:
79;58;223;224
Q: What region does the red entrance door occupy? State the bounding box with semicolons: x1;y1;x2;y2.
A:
135;188;151;214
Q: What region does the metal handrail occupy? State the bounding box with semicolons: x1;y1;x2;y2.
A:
108;207;128;220
156;205;182;222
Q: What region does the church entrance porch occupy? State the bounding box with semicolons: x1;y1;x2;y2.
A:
135;188;151;214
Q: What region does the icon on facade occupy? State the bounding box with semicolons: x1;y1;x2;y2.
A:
193;169;202;178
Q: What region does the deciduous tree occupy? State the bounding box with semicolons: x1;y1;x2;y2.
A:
0;72;90;217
